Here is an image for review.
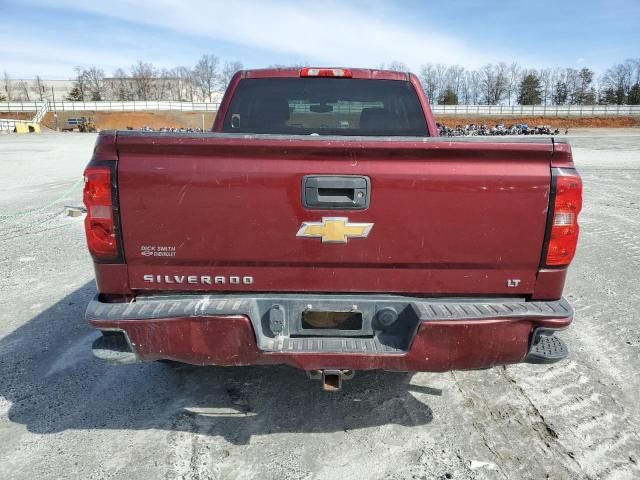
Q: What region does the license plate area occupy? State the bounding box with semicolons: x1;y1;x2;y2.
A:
301;311;363;331
290;303;374;338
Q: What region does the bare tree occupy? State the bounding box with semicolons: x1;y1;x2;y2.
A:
565;69;583;105
193;54;220;102
164;68;182;101
496;63;509;104
632;58;640;86
446;65;466;100
480;63;508;105
130;61;156;100
83;67;106;100
163;68;181;101
110;68;133;100
480;64;496;105
268;63;307;69
14;53;640;106
155;68;173;101
601;60;634;104
433;64;449;104
30;75;47;101
16;80;30;101
419;63;449;104
70;66;90;101
506;63;522;105
419;63;438;103
547;68;563;106
379;61;410;72
173;66;195;101
537;69;553;106
3;71;13;101
219;60;244;90
459;71;471;104
67;67;106;101
461;70;482;104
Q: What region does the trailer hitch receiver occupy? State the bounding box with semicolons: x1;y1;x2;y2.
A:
307;369;355;391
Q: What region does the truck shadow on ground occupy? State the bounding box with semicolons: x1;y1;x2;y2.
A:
0;282;439;445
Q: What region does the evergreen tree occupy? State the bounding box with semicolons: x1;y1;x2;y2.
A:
518;73;542;105
67;86;83;101
439;87;459;105
614;86;627;105
628;83;640;105
574;68;595;104
599;88;616;104
553;81;569;105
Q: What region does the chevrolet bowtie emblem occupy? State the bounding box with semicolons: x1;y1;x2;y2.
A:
296;217;374;244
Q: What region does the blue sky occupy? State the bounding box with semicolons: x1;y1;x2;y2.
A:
1;0;638;79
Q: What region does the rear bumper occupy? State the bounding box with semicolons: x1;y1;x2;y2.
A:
87;294;573;372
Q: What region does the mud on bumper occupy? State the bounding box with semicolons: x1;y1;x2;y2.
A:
87;294;573;372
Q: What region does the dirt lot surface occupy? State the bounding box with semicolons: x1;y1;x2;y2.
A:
0;130;639;479
0;112;36;121
3;109;636;131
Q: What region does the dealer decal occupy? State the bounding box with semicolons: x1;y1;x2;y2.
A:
140;245;176;257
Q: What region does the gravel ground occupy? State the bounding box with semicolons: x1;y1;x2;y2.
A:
0;129;639;480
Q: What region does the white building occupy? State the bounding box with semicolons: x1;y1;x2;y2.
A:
2;78;224;103
2;79;75;102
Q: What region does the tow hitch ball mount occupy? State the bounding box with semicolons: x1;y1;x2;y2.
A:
306;369;355;391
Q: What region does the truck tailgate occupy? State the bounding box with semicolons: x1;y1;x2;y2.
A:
116;133;553;295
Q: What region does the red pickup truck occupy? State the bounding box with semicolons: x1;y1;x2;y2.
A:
84;68;582;390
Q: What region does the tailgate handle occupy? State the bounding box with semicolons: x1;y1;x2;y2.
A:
303;175;370;210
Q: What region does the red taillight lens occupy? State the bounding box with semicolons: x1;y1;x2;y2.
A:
83;166;119;261
300;68;352;78
544;170;582;266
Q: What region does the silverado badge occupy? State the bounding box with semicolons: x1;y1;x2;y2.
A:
296;217;374;244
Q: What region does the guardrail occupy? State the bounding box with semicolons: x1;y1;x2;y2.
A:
430;104;640;116
1;101;640;117
0;102;45;112
0;101;220;113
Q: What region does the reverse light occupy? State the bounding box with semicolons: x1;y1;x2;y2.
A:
83;165;120;261
300;68;352;78
544;169;583;266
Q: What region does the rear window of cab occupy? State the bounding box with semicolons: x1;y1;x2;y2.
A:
222;78;429;137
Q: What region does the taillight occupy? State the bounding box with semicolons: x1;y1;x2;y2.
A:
83;165;120;261
300;68;352;78
543;168;582;266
